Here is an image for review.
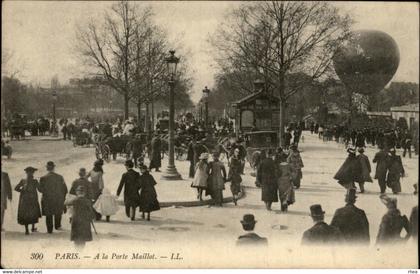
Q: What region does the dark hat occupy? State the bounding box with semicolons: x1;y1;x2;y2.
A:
310;204;325;217
347;148;356;154
94;159;104;166
79;168;87;175
46;161;55;167
24;166;38;173
380;194;397;209
139;164;148;171
240;214;257;225
357;147;364;153
125;159;134;167
212;151;220;158
345;188;358;201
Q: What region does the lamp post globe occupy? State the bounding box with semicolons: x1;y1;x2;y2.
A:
161;50;182;180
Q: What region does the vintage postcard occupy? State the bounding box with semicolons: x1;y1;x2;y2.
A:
1;1;418;269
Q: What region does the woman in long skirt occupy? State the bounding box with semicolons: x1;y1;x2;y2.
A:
287;144;304;189
64;185;95;249
87;159;104;220
191;153;210;201
138;165;160;221
207;152;227;207
14;167;41;235
276;157;295;212
228;148;242;205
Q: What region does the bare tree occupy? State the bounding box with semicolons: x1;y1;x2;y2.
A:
75;1;152;119
211;1;352;145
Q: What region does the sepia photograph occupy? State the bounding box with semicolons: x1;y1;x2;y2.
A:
1;0;419;270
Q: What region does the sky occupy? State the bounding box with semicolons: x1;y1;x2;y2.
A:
2;1;419;103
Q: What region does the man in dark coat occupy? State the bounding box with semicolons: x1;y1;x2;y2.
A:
373;147;389;193
257;150;278;210
376;194;410;245
386;148;405;194
70;168;93;200
283;130;292;149
187;138;196;178
355;131;366;148
117;160;141;221
302;204;343;246
334;148;362;189
236;214;268;246
149;134;162;172
330;188;370;245
39;161;68;233
409;205;418;240
1;171;12;230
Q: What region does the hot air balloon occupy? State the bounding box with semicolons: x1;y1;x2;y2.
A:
333;30;400;95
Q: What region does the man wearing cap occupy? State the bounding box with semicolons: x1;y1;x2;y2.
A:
116;160;141;221
376;194;410;245
333;148;362;189
236;214;268;246
301;204;343;245
330;188;370;245
39;161;68;233
1;171;12;231
373;147;389;193
70;168;93;200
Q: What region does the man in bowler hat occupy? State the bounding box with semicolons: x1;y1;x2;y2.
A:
330;188;370;245
236;214;268;246
301;204;343;245
39;161;68;233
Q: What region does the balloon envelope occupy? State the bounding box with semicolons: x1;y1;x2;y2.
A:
333;30;400;95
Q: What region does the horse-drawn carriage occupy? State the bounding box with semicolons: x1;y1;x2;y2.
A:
9;114;28;140
244;131;278;167
95;133;148;162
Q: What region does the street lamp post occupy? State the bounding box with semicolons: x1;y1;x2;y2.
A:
161;50;182;180
202;86;210;129
52;90;58;137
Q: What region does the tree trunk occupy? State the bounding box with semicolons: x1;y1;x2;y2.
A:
151;98;155;132
137;99;142;129
278;70;286;147
145;102;150;134
124;91;129;120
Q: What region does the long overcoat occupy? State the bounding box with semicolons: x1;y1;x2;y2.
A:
116;169;141;208
149;137;162;169
386;155;405;192
39;172;68;216
228;156;242;195
373;150;388;180
207;160;226;194
356;154;372;183
301;222;343;245
138;172;160;212
1;172;12;210
257;157;278;203
330;204;370;244
376;209;410;244
276;162;294;204
15;179;41;225
287;151;304;181
65;196;94;242
334;154;362;186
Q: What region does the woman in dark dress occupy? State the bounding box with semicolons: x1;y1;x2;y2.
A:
64;185;95;249
14;167;41;235
227;148;242;205
138;165;160;221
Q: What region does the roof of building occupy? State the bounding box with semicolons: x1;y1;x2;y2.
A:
390;103;419;112
366;111;392;117
231;91;280;107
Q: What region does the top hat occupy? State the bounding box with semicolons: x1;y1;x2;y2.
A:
345;188;358;201
125;159;134;167
347;148;356;154
79;168;87;176
240;214;257;225
139;164;148;171
94;159;104;166
46;161;55;167
24;166;38;173
310;204;325;217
